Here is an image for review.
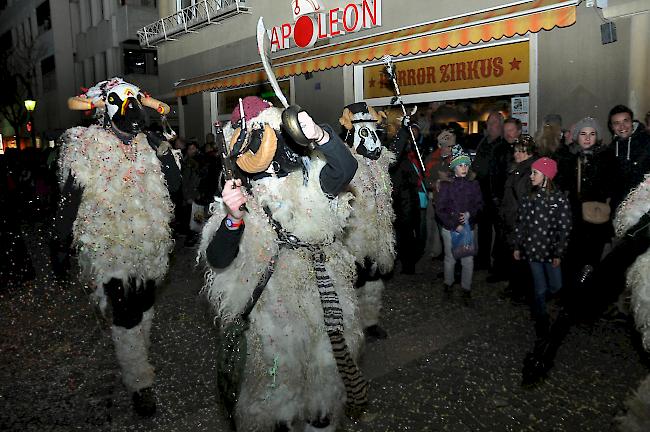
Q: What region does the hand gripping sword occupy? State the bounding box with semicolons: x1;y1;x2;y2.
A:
382;55;425;172
257;17;313;148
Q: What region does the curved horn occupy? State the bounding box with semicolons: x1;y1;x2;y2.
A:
68;96;105;111
368;106;386;124
141;96;170;115
236;124;277;174
338;108;354;131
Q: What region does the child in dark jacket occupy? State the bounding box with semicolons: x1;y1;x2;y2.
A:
436;145;483;303
514;157;572;335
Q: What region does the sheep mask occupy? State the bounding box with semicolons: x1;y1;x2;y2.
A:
68;77;170;139
339;102;386;160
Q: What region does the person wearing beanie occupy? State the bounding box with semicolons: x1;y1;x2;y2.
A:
514;156;572;339
420;127;458;261
436;145;483;305
553;117;615;285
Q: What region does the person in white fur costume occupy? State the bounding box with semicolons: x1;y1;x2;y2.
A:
338;102;396;340
612;174;650;432
198;96;365;432
52;78;180;416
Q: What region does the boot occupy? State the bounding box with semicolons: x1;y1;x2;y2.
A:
364;324;388;340
304;416;335;432
132;386;157;417
534;316;550;339
443;284;453;300
462;290;473;307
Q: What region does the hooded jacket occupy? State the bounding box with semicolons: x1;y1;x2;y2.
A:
609;121;650;207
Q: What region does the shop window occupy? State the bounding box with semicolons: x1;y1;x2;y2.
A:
176;0;196;11
124;48;158;75
0;31;11;49
120;0;157;7
36;1;51;34
375;95;524;155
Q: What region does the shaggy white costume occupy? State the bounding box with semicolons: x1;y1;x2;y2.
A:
339;103;396;333
345;150;396;328
199;127;364;430
614;174;650;432
58;125;174;392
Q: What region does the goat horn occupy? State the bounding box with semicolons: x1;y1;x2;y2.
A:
141;96;170;115
67;96;105;111
338;108;354;131
368;106;385;123
236;124;277;174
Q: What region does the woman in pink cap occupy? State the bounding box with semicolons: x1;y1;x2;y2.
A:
513;157;572;338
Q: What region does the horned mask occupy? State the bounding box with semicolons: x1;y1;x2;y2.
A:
339;102;386;160
68;77;170;137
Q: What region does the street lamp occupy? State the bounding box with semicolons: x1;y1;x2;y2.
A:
24;99;36;148
24;99;36;112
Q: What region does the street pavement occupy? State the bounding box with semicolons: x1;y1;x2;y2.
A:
1;229;648;432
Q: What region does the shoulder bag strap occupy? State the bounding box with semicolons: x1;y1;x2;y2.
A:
239;205;281;320
577;157;581;198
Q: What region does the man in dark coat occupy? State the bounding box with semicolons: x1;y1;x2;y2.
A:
487;117;522;282
471;111;504;272
607;104;650;209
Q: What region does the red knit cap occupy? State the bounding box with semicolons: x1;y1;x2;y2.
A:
230;96;272;124
532;157;558;180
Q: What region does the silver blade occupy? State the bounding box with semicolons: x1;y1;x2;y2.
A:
257;17;290;109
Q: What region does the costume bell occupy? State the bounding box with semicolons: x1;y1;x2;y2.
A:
339;102;396;339
52;78;181;416
199;96;366;432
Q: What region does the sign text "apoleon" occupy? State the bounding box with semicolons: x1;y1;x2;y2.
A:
270;0;382;52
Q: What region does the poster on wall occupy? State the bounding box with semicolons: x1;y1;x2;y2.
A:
511;95;529;134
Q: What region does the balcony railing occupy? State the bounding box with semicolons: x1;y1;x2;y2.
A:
137;0;249;47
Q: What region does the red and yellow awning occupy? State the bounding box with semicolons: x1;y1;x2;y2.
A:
176;0;577;97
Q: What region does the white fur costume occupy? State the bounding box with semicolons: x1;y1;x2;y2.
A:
344;151;396;328
614;174;650;432
199;155;362;431
59;125;174;391
58;125;174;285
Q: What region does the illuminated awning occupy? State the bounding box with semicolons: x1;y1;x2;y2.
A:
176;0;577;96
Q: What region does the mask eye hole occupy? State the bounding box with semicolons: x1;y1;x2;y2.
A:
359;128;369;138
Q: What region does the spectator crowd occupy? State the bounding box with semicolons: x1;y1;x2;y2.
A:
2;102;650;347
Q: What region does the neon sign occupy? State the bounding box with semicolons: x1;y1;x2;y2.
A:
269;0;382;52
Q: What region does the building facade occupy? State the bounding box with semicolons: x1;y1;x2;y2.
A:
0;0;161;150
144;0;648;143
